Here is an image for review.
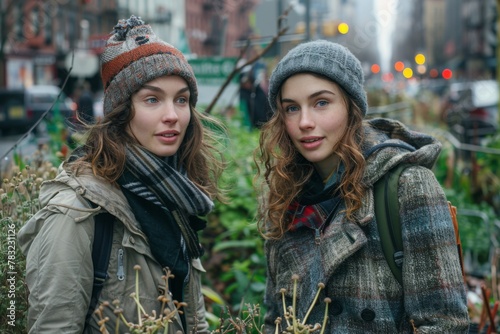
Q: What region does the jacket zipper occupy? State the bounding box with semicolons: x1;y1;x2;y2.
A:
314;228;321;245
117;248;125;281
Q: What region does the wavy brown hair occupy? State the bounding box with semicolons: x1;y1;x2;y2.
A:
255;79;366;240
67;98;226;202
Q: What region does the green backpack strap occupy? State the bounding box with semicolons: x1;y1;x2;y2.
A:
374;164;409;286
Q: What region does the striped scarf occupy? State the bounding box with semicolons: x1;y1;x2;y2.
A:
120;145;213;259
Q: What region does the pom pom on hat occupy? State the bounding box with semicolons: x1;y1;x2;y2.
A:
100;15;198;114
268;40;367;116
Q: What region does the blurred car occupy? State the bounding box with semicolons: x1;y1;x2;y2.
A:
0;85;76;134
443;80;499;143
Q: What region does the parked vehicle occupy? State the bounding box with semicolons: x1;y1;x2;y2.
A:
442;80;499;144
0;85;76;134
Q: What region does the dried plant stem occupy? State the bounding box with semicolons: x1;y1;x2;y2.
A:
280;289;291;328
292;274;299;332
302;283;325;325
319;298;331;334
132;265;147;327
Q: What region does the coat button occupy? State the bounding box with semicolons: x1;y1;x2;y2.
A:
129;236;135;244
331;303;343;316
361;308;376;322
76;187;85;195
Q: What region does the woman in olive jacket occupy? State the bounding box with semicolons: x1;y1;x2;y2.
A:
256;40;469;333
18;15;224;333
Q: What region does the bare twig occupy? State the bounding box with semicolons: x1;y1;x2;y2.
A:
203;6;293;114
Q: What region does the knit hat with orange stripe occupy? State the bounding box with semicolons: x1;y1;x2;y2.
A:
100;15;198;115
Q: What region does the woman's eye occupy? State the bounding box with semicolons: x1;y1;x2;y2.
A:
285;105;299;113
176;96;188;104
316;100;329;107
145;97;158;104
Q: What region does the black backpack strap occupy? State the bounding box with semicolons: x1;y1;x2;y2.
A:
85;205;114;325
374;164;409;286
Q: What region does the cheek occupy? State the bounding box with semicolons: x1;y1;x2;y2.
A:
180;111;192;129
284;118;296;135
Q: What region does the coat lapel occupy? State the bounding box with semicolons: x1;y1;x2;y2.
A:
271;218;368;317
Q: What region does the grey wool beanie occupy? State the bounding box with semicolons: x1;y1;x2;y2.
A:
268;40;367;115
100;15;198;114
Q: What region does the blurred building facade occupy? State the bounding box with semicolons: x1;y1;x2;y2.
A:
186;0;258;57
5;0;495;91
0;0;118;92
0;0;258;94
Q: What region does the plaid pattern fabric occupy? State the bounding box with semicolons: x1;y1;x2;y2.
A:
287;196;341;232
263;119;469;333
288;202;322;231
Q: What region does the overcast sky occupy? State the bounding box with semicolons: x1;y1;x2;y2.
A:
375;0;398;72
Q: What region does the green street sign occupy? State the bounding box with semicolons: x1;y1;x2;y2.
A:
189;57;238;84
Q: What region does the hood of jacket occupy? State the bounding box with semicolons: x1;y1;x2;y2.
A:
19;163;144;256
362;118;442;186
39;163;136;222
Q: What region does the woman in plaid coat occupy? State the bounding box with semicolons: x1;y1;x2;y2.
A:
256;40;469;333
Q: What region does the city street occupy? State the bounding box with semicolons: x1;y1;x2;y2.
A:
1;0;499;333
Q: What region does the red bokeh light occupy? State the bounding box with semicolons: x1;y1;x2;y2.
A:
442;68;453;80
371;64;381;74
394;61;405;72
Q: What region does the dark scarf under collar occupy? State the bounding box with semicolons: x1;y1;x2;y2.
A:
288;165;343;232
118;145;213;263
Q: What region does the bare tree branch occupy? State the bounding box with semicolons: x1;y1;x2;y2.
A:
203;5;293;114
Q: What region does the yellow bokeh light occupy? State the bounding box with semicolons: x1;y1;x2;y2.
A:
338;22;349;35
415;53;426;65
403;68;413;79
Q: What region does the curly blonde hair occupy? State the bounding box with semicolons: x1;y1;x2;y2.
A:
255;83;366;240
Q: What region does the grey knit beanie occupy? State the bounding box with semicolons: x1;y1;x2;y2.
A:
268;40;367;115
100;15;198;114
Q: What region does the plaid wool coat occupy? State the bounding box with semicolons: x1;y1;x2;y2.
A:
263;118;469;334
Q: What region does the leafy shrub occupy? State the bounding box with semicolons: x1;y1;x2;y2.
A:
1;157;58;332
202;117;267;321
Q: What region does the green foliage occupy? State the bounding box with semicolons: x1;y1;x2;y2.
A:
202;117;266;319
2;98;499;332
0;161;57;332
434;136;500;273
